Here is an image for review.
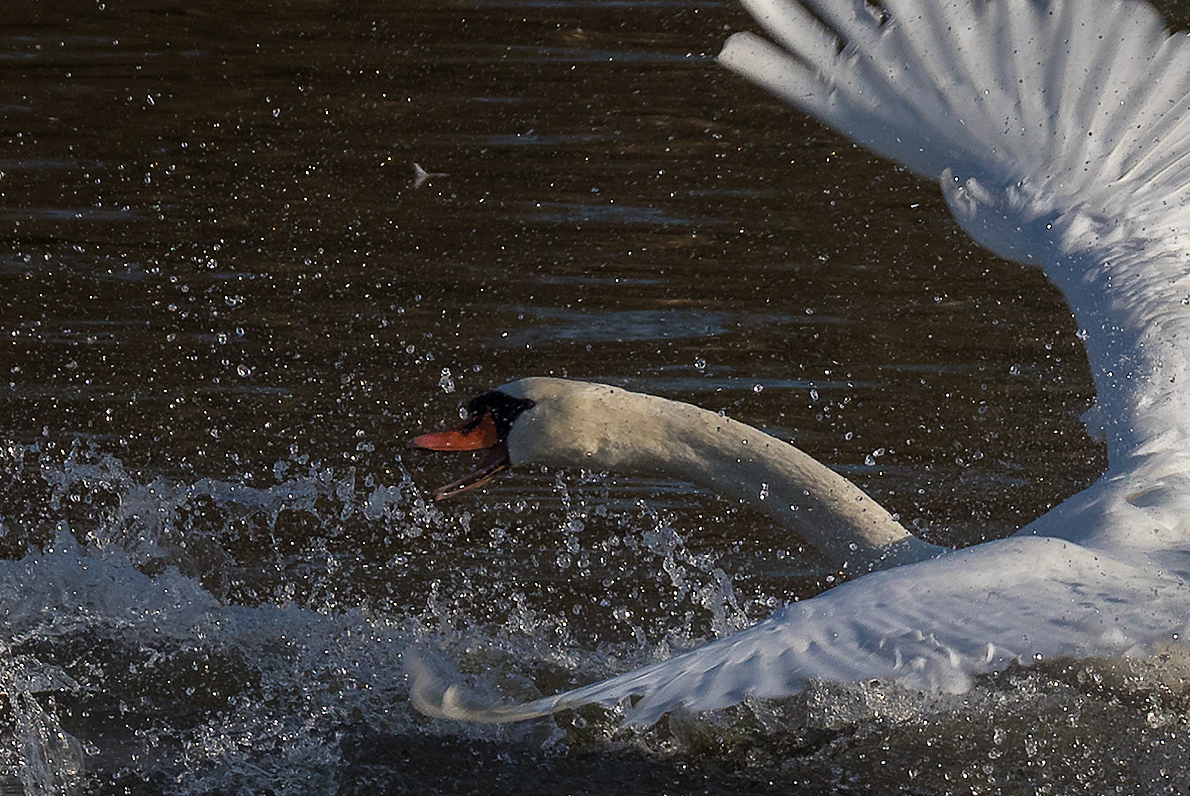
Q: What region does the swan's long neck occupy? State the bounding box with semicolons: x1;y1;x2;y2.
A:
505;379;943;572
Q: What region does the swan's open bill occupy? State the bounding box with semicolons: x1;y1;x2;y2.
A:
407;390;535;499
409;0;1190;725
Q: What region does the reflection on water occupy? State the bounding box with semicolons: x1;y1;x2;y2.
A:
1;0;1186;792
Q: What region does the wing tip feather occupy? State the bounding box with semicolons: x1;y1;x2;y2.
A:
406;647;578;724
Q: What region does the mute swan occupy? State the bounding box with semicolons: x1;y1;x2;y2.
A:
407;0;1190;724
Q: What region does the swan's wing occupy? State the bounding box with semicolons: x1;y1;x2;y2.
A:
719;0;1190;254
720;0;1190;462
410;536;1190;724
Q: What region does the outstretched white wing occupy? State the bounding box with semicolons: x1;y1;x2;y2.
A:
721;0;1190;462
721;0;1190;258
411;537;1190;724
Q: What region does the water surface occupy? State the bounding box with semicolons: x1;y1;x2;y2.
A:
2;0;1188;793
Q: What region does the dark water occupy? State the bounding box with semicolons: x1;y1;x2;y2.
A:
3;0;1190;793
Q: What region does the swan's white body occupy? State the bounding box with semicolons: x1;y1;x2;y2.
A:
410;0;1190;724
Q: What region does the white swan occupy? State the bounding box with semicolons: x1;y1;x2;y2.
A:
407;0;1190;724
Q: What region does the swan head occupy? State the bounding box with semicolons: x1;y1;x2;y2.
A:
407;378;634;499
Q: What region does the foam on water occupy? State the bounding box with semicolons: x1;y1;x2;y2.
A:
0;442;424;790
5;441;1190;793
0;440;775;792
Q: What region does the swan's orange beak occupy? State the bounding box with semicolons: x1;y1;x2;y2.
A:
409;413;500;451
407;411;511;500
